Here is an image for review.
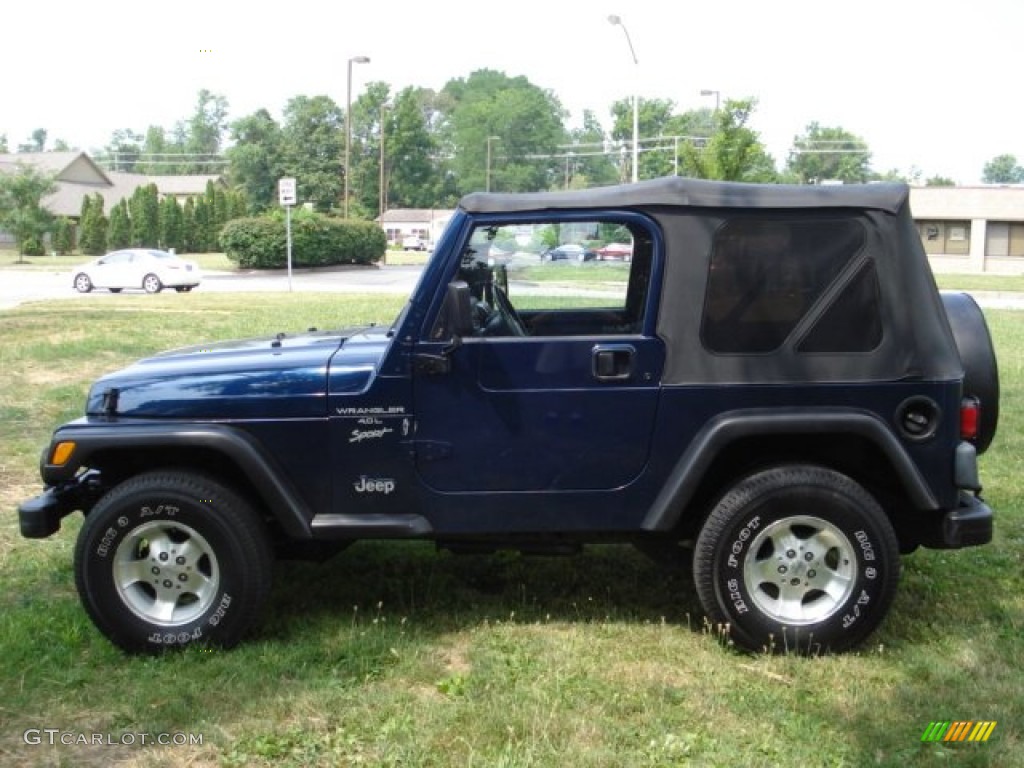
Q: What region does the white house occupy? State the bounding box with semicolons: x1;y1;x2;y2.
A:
378;208;454;246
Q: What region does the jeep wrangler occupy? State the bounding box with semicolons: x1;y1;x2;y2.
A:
18;177;998;653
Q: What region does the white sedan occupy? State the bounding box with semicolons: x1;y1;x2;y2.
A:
73;249;202;294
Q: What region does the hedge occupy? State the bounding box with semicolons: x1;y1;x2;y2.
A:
220;212;386;269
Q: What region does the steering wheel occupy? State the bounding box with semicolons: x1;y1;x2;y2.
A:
483;284;528;337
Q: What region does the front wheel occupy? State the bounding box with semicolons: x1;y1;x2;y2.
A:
74;470;273;652
74;273;93;293
693;465;899;653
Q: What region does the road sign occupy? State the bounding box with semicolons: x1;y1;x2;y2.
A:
279;178;297;206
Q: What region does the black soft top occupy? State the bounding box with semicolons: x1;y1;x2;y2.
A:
460;176;909;216
459;176;959;385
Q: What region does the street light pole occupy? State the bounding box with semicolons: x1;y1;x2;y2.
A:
486;135;500;192
608;14;639;183
344;55;370;218
700;88;721;112
379;103;389;220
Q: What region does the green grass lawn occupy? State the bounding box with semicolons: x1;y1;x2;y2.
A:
0;293;1021;767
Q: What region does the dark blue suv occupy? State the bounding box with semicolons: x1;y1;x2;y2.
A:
18;177;998;654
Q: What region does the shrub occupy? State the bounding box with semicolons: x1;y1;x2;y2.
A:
20;235;45;256
52;216;75;255
220;212;386;269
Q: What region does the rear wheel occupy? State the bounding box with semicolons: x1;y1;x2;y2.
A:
694;465;899;653
74;470;273;652
143;273;163;294
74;273;93;293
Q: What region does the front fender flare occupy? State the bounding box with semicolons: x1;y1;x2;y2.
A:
41;422;314;538
641;408;938;532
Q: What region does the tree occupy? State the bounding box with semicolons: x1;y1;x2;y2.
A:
0;164;57;260
350;81;393;218
193;194;211;251
204;180;227;248
981;154;1024;184
226;109;284;213
225;188;248;220
79;193;108;255
568;109;618;189
52;216;75;254
925;175;956;187
17;129;48;153
159;195;184;252
0;134;8;153
680;99;777;182
185;89;230;173
181;197;197;253
608;99;719;181
610;97;673;181
108;199;132;249
129;184;160;247
105;129;144;172
280;94;345;212
439;69;568;197
137;125;176;175
787;122;871;183
383;86;442;208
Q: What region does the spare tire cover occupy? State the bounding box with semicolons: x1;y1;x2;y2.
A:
941;291;999;453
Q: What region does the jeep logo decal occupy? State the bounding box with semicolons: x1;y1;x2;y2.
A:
353;476;396;494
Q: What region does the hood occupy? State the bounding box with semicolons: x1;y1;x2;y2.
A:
86;326;392;419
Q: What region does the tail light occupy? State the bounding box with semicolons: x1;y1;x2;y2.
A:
960;397;980;441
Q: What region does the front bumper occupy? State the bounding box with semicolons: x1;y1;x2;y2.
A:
920;491;994;549
18;471;101;539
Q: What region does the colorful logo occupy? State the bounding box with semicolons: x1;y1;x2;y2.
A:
921;721;997;742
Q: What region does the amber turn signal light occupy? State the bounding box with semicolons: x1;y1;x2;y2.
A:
50;441;76;466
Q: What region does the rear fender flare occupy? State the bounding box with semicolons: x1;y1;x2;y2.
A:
641;409;938;532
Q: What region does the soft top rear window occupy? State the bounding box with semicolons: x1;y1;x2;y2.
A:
701;217;866;354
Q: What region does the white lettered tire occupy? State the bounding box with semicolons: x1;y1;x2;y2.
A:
74;470;273;653
694;465;899;653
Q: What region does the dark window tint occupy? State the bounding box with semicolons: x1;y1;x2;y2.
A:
701;218;866;353
797;261;882;353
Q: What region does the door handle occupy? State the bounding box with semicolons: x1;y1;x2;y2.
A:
592;344;635;381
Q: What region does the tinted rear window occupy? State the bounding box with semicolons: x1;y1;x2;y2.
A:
701;217;866;353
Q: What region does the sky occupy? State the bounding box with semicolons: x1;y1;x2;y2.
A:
3;0;1021;185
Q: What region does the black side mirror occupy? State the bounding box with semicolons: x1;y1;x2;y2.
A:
417;282;471;376
441;280;474;339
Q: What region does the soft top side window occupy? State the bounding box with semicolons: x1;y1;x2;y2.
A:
701;217;867;354
433;218;655;339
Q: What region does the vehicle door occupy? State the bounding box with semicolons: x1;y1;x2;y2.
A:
90;250;133;288
411;215;664;493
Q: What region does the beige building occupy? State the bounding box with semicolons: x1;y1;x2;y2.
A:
910;186;1024;274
